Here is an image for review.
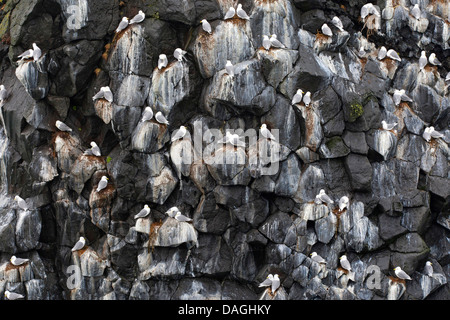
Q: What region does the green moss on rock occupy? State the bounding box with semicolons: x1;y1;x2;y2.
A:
348;100;364;122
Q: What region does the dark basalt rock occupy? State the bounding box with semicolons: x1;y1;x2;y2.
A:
0;0;448;301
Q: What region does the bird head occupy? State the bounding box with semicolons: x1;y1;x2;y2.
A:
14;196;19;202
0;85;4;90
159;54;166;59
80;236;85;242
394;267;400;271
144;204;149;209
90;141;97;147
10;256;16;262
237;4;242;8
273;274;280;280
319;189;325;194
271;34;277;38
260;123;267;129
200;19;205;23
426;261;432;266
123;17;129;21
340;255;346;260
310;252;316;257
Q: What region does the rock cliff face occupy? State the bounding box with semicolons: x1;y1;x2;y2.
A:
0;0;448;300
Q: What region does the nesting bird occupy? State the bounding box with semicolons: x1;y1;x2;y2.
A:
96;176;109;192
381;120;397;131
310;252;327;264
393;89;412;106
269;34;285;49
315;189;334;205
386;49;401;62
411;4;421;20
338;196;349;211
339;255;352;272
303;91;311;107
71;236;86;252
424;261;433;277
165;206;180;218
14;195;28;211
55;120;72;132
321;23;333;37
4;291;24;300
428;53;441;66
134;204;151;219
225;60;235;77
200;19;212;34
331;16;344;32
228;133;246;147
92;86;113;103
291;89;304;105
224;6;236;20
18;43;42;62
158;54;168;70
174;48;187;62
262;35;271;51
115;17;129;33
0;84;8;102
84;141;101;157
419;51;428;70
10;255;29;266
377;46;387;60
155;111;169;125
174;211;192;222
141;107;154;122
260;124;276;140
236;4;250;20
423;126;443;142
129;10;145;25
394;266;412;280
171;126;187;142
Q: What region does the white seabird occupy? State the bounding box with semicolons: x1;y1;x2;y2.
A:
331;16;344;31
96;176;109;192
174;211;192;222
55;120;72;132
422;127;432;142
225;60;235;77
4;291;24;300
259;274;274;287
260;124;276;140
236;4;250;20
394;266;412;280
18;48;34;61
377;46;387;60
171;125;187;142
393;89;412;106
134;204;151;219
428;53;441;66
165;206;180;218
387;49;401;61
10;255;29;266
158;54;168;70
338;196;349;211
424;261;433;277
92;86;113;103
71;236;86;251
141;107;154;122
310;252;327;264
0;84;7;102
86;141;101;157
224;7;236;20
339;255;352;271
229;133;246;147
291;89;304;105
155;111;169;125
419;51;428;70
116;17;129;33
200;19;212;34
270;34;285;48
428;126;444;139
411;4;421;20
316;189;334;205
358;46;366;58
381;120;397;131
271;274;280;293
174;48;187;62
262;35;271;51
303;91;311;107
129;10;145;24
445;72;450;82
14;195;28;211
321;23;333;37
361;3;376;20
32;43;42;61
